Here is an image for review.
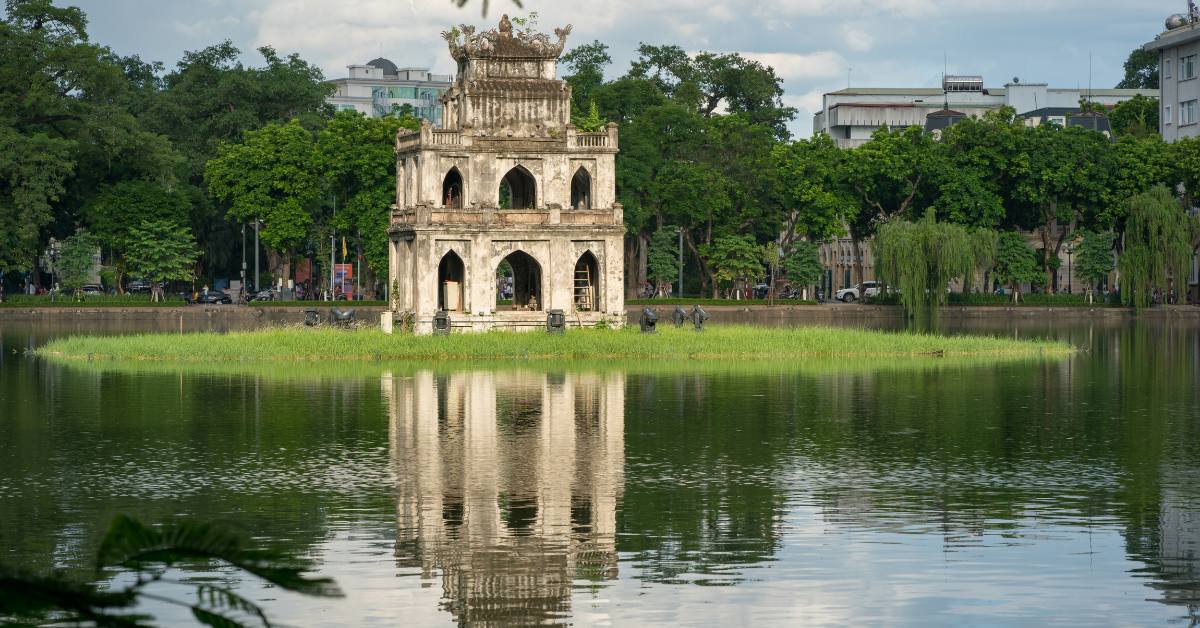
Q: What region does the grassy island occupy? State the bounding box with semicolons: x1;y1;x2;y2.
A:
37;325;1072;364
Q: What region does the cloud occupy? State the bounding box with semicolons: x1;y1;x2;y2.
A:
173;15;240;38
736;51;848;82
840;24;872;53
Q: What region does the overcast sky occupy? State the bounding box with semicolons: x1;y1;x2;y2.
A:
71;0;1176;135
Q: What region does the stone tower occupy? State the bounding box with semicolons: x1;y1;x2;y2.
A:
385;16;625;334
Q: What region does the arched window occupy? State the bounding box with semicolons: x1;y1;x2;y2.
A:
495;250;542;311
498;166;536;209
570;167;592;210
442;167;463;209
437;250;465;312
573;251;599;312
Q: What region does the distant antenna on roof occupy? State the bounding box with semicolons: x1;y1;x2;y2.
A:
942;52;949;110
847;66;852;89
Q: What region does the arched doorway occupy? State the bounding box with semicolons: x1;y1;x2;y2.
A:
573;251;599;312
442;167;463;209
570;167;591;210
495;251;542;311
498;166;536;209
437;250;465;312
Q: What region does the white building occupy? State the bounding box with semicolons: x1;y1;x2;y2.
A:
814;76;1156;148
326;58;453;124
1145;12;1200;142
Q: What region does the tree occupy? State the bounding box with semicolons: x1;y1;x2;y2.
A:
647;228;679;297
993;231;1042;303
0;1;175;279
0;514;341;627
964;227;999;294
82;181;191;292
843;126;939;287
772;133;853;251
702;234;762;298
1073;229;1115;304
314;110;419;297
781;240;822;300
124;219;199;301
1116;48;1159;89
53;232;97;298
873;210;973;328
205;119;320;283
627;45;796;136
1011;124;1110;291
1110;94;1160;138
573;101;606;132
1118;186;1194;311
561;40;611;116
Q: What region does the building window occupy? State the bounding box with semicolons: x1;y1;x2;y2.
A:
1182;99;1198;125
1166;58;1173;79
1182;55;1197;81
1166;104;1174;125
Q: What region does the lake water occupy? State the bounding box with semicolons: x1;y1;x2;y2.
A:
1;320;1198;626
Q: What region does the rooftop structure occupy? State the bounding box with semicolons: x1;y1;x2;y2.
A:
815;77;1156;147
326;59;454;123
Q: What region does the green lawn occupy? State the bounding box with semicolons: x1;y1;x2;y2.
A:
38;325;1072;364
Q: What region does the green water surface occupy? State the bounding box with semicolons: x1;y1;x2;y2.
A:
0;320;1197;626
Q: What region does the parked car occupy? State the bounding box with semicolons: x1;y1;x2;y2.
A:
81;284;105;296
194;290;233;305
836;281;881;303
126;279;164;293
247;288;279;302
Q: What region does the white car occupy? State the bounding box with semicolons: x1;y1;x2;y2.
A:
836;281;881;303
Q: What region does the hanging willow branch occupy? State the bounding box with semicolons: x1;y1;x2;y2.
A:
1118;185;1193;311
874;209;974;329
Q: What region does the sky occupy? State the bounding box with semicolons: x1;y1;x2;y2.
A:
71;0;1178;135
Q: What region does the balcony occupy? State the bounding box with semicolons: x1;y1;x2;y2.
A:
390;203;623;229
396;123;619;153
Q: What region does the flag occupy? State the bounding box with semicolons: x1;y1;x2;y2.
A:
341;237;347;259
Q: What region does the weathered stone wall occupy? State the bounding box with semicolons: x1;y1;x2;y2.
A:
387;17;625;334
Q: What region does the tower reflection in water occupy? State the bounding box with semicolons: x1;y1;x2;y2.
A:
383;371;625;625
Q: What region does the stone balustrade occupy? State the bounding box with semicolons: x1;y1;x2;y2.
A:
391;203;623;228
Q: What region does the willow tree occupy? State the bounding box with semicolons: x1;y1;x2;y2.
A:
1118;186;1194;311
874;209;973;329
963;227;999;294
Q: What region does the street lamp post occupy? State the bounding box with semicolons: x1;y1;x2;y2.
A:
254;219;260;293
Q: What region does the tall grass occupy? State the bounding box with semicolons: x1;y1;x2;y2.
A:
38;325;1072;364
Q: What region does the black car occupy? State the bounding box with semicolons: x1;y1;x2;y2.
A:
127;279;164;293
194;290;233;305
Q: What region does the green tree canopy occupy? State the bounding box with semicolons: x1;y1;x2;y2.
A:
1110;94;1160;138
647;228;679;294
1073;229;1115;302
993;231;1042;301
1116;48;1159;89
53;231;97;296
314;110;419;295
205;119;320;281
1118;186;1194;310
124;219;199;301
873;210;973;328
781;241;822;292
702;234;763;296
